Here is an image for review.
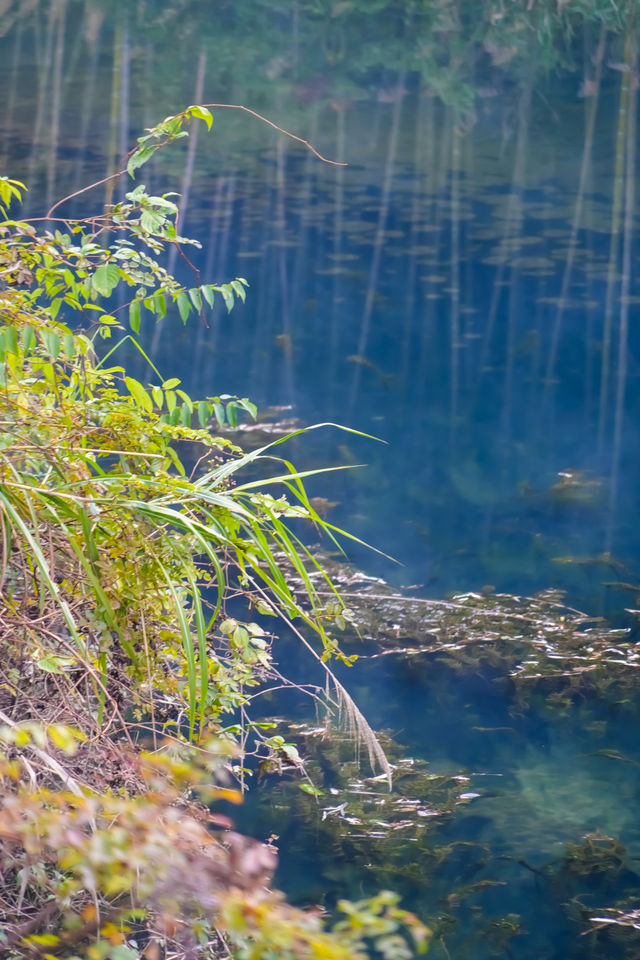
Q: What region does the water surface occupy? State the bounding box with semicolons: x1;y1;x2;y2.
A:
2;3;640;957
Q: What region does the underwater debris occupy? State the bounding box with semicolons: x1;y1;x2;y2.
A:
255;722;469;848
279;549;638;696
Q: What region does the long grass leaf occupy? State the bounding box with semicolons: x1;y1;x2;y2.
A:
197;422;384;489
186;572;208;731
0;489;87;655
232;463;363;492
163;571;197;739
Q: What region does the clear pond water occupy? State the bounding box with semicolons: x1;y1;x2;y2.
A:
3;3;640;957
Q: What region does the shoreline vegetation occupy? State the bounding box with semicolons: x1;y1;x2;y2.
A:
0;110;428;959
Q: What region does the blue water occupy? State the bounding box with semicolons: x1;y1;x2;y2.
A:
3;3;640;956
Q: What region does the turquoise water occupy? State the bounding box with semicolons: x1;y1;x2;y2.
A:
3;3;640;956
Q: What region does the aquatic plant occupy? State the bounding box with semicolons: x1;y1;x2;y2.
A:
280;549;638;701
248;720;507;958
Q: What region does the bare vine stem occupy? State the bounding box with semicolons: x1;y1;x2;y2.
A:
45;103;346;220
200;103;348;166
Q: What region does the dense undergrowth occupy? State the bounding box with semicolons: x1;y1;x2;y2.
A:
0;109;428;959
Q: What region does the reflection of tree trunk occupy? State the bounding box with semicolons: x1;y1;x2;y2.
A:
152;49;206;357
606;32;637;553
449;118;461;453
501;78;532;462
329;106;346;409
276;137;295;405
167;51;207;278
71;7;102;207
27;0;58;206
46;0;67;213
348;74;405;416
117;21;131;204
461;131;474;395
545;28;605;400
104;23;123;210
193;174;235;389
598;38;631;454
477;80;530;400
1;19;23;171
250;169;277;402
416;98;448;401
143;40;154;132
401;82;426;398
290;109;318;395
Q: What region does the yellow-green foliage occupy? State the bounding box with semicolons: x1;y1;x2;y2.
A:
0;113;427;958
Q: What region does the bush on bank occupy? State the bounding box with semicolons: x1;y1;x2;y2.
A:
0;110;428;959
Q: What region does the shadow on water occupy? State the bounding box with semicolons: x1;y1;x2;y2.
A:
3;2;640;956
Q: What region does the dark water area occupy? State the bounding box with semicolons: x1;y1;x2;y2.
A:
3;2;640;957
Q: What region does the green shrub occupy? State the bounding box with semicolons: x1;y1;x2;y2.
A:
0;109;424;958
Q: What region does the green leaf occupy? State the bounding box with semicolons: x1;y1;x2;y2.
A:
299;782;323;796
140;208;165;233
219;284;235;312
93;262;121;297
127;146;155;178
226;402;238;428
3;325;18;355
124;376;153;413
231;279;247;303
188;286;202;312
176;389;193;411
154;291;167;319
237;398;258;420
232;625;250;647
63;333;76;358
43;331;61;358
176;291;191;324
197;401;210;428
188;104;213;129
129;299;141;333
162;377;181;389
166;444;186;477
201;284;214;308
254;599;277;616
21;325;35;353
37;653;80;681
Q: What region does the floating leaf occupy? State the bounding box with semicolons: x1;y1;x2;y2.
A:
299;782;324;796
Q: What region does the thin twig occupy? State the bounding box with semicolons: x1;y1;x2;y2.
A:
46;172;123;218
